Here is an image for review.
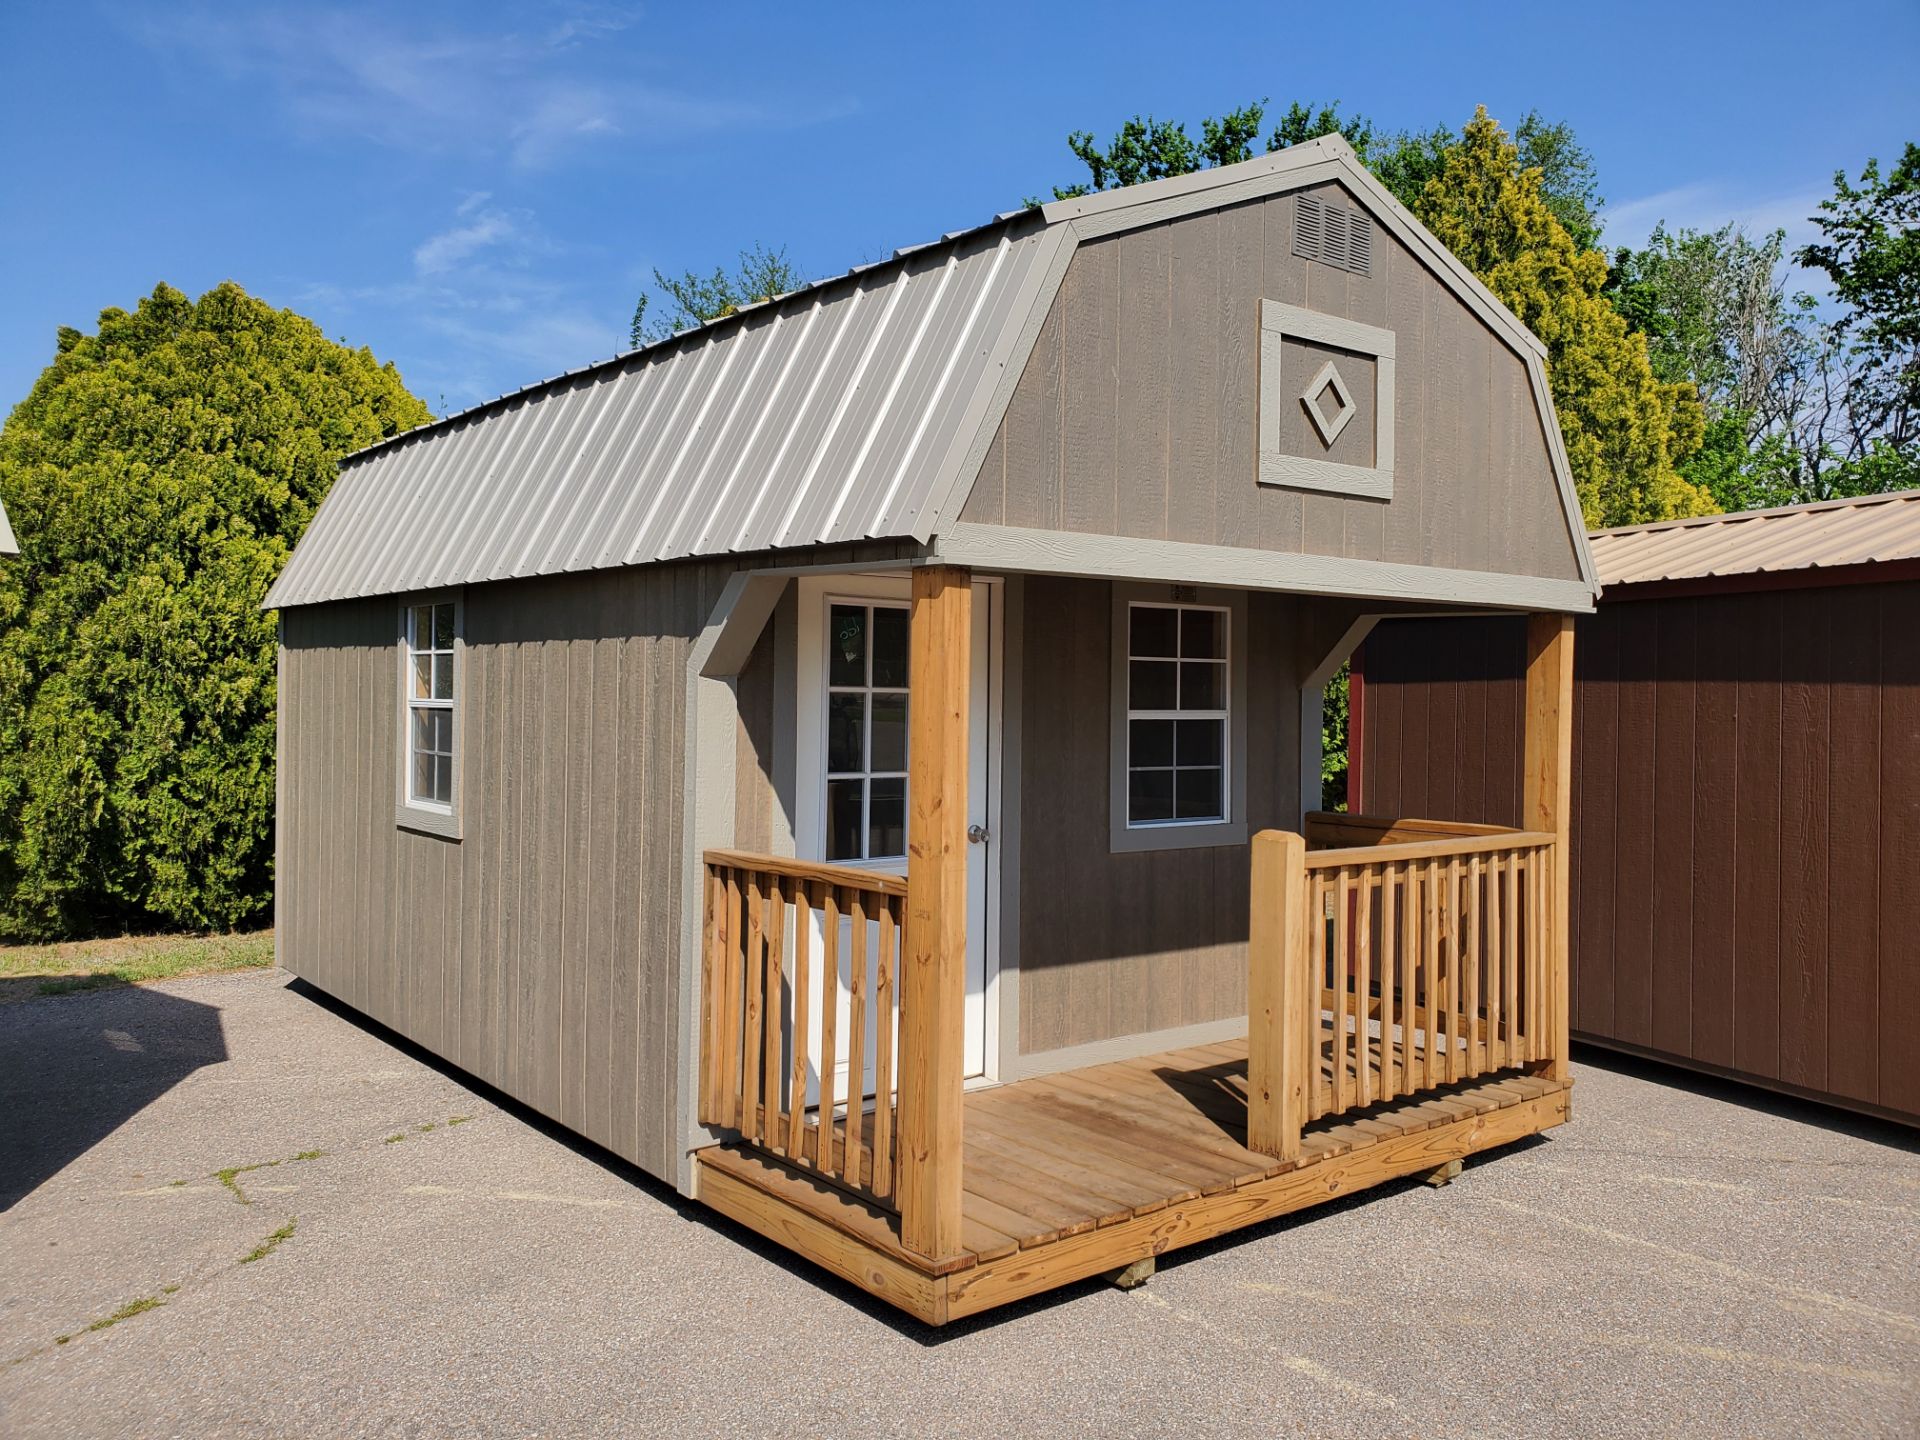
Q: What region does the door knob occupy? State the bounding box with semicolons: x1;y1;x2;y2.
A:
967;824;991;844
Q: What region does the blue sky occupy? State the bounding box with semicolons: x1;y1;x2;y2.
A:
2;1;1916;416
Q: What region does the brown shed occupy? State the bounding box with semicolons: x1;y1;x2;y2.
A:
1352;491;1920;1126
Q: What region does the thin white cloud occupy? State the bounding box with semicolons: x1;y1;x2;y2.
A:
415;213;513;274
297;195;621;410
125;3;807;170
1603;181;1829;254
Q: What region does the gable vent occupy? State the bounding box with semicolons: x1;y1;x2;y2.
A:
1292;194;1373;277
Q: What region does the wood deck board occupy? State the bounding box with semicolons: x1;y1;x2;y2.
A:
693;1036;1570;1323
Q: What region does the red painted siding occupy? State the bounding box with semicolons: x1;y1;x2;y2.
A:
1354;581;1920;1126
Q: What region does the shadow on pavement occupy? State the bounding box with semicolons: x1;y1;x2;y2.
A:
0;985;228;1211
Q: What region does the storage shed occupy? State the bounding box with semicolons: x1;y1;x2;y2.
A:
269;135;1595;1322
0;493;17;555
1352;490;1920;1127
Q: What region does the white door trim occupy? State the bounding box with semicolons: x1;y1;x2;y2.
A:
793;572;1002;1081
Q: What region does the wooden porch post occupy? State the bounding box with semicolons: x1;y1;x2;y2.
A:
1247;830;1308;1160
898;565;971;1261
1523;613;1575;1083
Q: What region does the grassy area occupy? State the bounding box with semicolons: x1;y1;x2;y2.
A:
0;929;275;1003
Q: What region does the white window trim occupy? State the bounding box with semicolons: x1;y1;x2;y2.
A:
1109;583;1248;854
395;590;463;840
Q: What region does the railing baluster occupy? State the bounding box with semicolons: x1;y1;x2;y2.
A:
1312;872;1331;1120
787;881;811;1159
764;874;785;1144
1465;855;1482;1077
844;890;869;1190
1380;861;1398;1103
1333;866;1352;1113
742;873;766;1143
818;885;840;1176
873;899;898;1200
1356;866;1373;1107
1400;860;1417;1100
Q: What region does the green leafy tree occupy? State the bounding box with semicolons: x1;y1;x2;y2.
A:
1796;144;1920;488
630;243;803;347
0;282;429;939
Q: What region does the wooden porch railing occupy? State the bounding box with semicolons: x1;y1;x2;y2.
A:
1248;823;1559;1159
698;849;905;1211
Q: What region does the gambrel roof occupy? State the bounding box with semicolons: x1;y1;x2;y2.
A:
267;135;1594;609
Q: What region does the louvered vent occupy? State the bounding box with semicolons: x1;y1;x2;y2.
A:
1292;194;1373;277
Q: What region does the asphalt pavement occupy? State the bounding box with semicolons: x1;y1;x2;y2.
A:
2;968;1915;1438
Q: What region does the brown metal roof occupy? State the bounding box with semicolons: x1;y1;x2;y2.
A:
1589;489;1920;587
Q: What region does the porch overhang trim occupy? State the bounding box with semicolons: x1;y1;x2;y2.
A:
925;523;1596;614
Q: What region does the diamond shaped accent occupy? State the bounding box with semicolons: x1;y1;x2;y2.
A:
1300;360;1356;448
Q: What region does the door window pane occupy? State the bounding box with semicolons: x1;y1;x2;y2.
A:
827;692;866;773
826;779;864;862
871;607;910;687
868;777;906;860
870;692;908;773
828;605;866;687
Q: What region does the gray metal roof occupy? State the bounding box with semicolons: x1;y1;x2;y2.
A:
1590;489;1920;587
267;212;1060;608
268;133;1592;609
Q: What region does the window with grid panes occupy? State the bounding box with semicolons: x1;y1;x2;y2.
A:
406;600;456;809
823;601;909;864
1124;602;1228;826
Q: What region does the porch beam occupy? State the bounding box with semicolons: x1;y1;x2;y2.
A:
899;564;972;1262
1523;613;1575;1083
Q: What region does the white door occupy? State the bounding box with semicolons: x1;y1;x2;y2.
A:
794;575;997;1100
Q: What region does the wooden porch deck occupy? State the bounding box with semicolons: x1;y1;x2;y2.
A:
693;1035;1572;1324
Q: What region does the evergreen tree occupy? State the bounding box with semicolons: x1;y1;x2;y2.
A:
0;282;430;938
1411;111;1712;525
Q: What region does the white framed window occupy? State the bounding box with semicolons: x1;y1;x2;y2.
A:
822;598;910;865
1124;601;1228;826
1110;584;1248;853
397;594;461;837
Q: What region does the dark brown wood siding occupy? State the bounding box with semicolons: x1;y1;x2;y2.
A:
1353;581;1920;1124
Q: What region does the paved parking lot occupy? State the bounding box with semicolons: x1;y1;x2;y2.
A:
2;967;1915;1438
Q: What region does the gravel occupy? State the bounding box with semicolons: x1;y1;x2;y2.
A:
2;968;1914;1438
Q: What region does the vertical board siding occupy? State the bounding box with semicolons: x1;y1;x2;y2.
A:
961;183;1583;584
1356;583;1920;1124
277;552;905;1180
1014;577;1319;1054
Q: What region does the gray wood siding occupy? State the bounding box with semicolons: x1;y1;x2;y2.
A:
277;554;877;1181
961;183;1581;582
1013;576;1354;1054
